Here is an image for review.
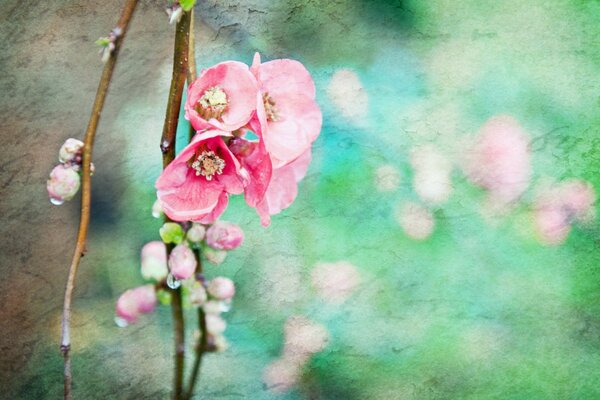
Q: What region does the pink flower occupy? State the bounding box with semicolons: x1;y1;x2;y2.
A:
207;277;235;300
115;285;157;324
140;241;168;281
464;116;531;203
47;164;81;205
533;179;596;245
168;244;197;280
185;61;259;132
205;221;244;250
251;53;322;168
255;149;312;227
155;130;245;223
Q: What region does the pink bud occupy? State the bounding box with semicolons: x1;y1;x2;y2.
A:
189;283;208;306
203;248;227;265
207;277;235;300
115;285;157;324
47;164;81;205
186;223;206;243
59;138;84;163
140;241;168;281
205;221;244;250
205;314;227;335
168;244;197;280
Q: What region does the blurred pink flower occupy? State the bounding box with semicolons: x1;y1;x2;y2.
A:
115;285;157;324
168;244;197;280
185;61;259;132
155;130;245;223
283;315;329;358
464;116;531;203
205;221;244;250
395;202;435;240
140;241;168;281
262;357;302;394
533;179;596;245
251;53;322;168
311;261;361;303
255;149;312;227
47;164;81;205
207;277;235;300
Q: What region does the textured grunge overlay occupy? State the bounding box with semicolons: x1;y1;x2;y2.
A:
1;0;600;399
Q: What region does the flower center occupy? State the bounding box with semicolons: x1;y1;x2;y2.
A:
197;86;228;120
263;92;279;122
190;150;225;181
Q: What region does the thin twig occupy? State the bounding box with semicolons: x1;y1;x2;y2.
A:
184;249;207;400
60;1;138;399
187;9;197;142
161;9;192;400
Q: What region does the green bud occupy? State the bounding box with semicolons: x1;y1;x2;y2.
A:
159;222;184;244
95;37;111;47
157;289;172;305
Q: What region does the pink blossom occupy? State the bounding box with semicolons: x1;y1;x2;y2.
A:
168;244;197;280
207;277;235;300
115;285;157;324
255;149;312;227
251;53;322;168
205;221;244;250
155;130;245;223
140;241;168;281
533;179;596;245
464;116;531;203
185;61;259;132
47;164;81;205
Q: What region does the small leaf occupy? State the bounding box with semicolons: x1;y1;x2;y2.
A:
179;0;196;11
95;37;110;47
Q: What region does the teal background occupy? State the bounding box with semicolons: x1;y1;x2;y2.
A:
1;0;600;398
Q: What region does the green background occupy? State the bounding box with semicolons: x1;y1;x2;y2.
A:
1;0;600;398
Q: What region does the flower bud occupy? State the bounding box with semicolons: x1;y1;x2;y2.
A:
168;244;197;280
206;221;244;250
152;199;163;219
205;314;227;335
47;164;81;205
58;138;84;164
203;247;227;265
140;241;168;281
115;285;157;324
207;277;235;300
189;282;207;306
203;300;225;314
187;223;206;243
160;222;184;244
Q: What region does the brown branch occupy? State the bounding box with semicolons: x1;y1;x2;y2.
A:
184;250;207;400
60;1;138;399
187;9;197;142
161;9;192;400
160;9;191;167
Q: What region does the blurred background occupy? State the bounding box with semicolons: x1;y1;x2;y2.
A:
2;0;600;398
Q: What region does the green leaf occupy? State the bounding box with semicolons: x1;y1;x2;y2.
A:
179;0;196;11
95;37;110;47
159;222;184;244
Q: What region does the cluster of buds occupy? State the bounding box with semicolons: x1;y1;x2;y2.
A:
114;203;243;351
47;138;94;205
96;27;122;63
185;276;235;352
